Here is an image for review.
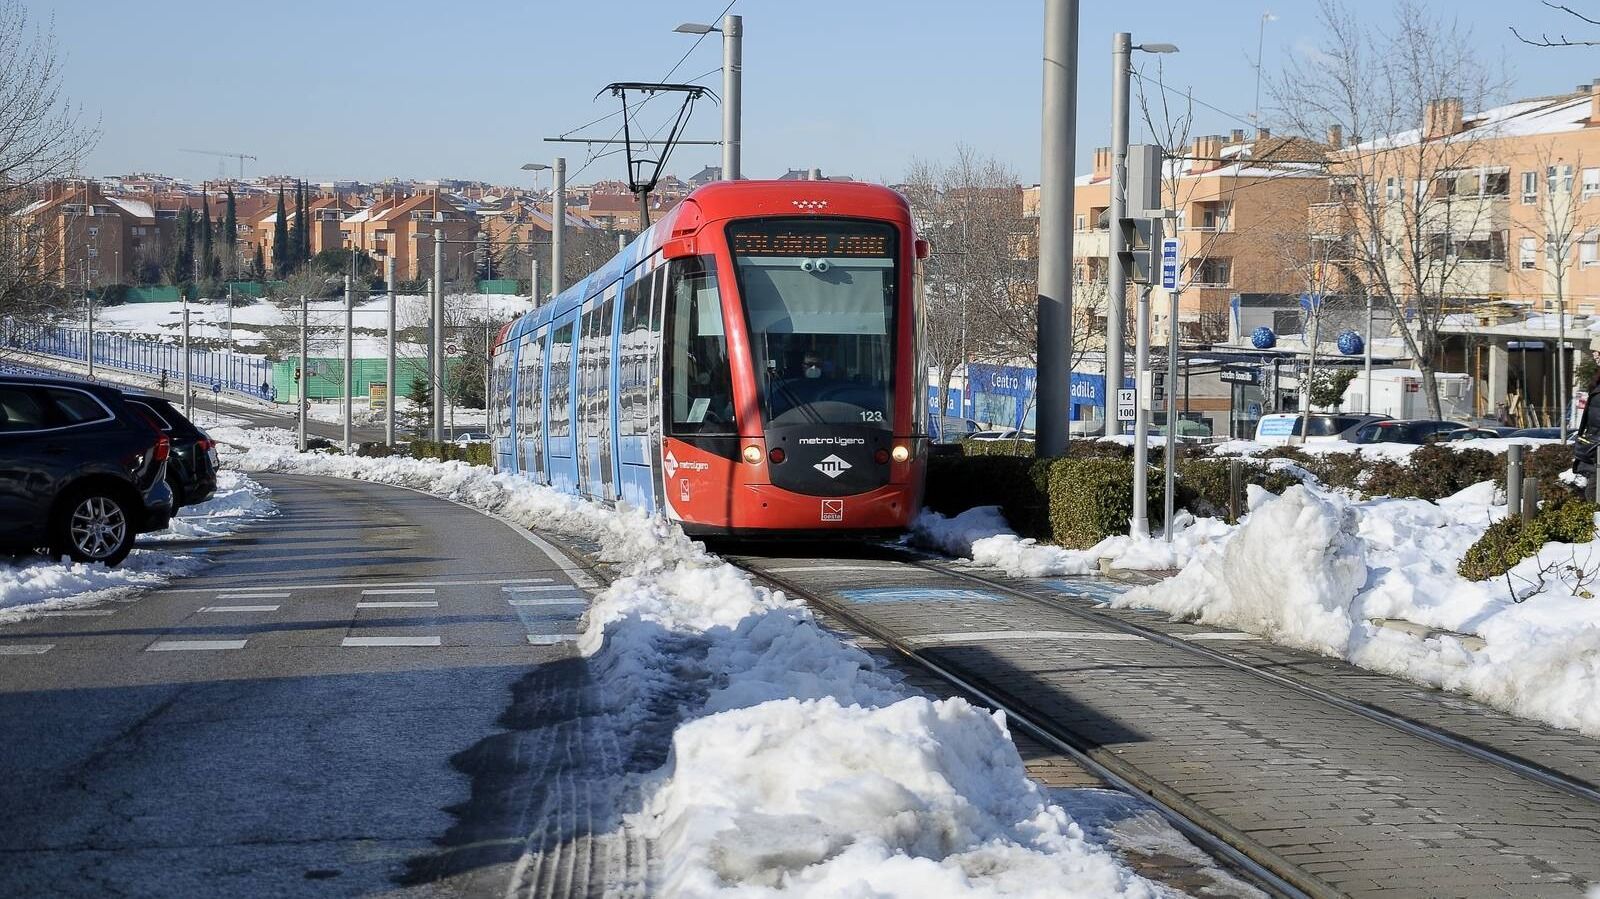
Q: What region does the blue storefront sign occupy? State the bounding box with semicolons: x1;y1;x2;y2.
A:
962;363;1108;430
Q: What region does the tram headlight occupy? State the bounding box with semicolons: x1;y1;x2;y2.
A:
891;445;911;463
742;445;763;464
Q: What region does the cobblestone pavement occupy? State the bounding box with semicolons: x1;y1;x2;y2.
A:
730;547;1600;899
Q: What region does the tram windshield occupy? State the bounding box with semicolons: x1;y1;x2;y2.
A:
728;218;898;428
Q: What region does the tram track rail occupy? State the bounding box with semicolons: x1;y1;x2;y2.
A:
737;559;1326;899
730;545;1600;899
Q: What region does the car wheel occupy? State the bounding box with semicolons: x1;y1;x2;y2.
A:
166;472;185;510
51;488;136;567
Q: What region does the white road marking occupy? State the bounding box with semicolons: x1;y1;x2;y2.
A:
502;585;587;594
508;598;586;607
166;577;553;594
1187;632;1259;641
360;588;436;596
356;601;439;609
213;592;290;600
147;639;249;651
33;609;115;617
197;605;280;613
0;645;53;655
341;636;441;647
527;634;580;645
904;630;1146;647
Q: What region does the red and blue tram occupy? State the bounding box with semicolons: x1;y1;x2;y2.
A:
489;180;929;536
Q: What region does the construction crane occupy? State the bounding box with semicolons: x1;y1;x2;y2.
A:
178;148;258;180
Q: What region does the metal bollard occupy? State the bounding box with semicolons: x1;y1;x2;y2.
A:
1522;476;1539;519
1228;459;1244;523
1506;444;1524;515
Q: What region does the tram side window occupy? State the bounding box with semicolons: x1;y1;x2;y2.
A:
666;255;733;434
523;333;544;443
619;272;651;436
598;293;615;422
549;323;574;437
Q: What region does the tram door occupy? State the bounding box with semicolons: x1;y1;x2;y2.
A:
595;285;616;501
576;303;595;499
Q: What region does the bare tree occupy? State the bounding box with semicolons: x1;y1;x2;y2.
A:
1271;0;1507;419
1532;143;1593;438
0;0;98;318
1511;1;1600;47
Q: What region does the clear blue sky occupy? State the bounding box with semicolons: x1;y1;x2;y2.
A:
38;0;1600;187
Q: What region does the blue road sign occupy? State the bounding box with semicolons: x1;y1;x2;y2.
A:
1160;238;1180;290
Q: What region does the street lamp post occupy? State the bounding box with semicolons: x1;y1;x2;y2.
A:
1108;35;1178;430
1036;0;1079;458
675;15;743;180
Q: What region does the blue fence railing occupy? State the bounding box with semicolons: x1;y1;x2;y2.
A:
1;319;277;402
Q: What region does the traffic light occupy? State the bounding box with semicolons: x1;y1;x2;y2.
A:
1118;216;1163;285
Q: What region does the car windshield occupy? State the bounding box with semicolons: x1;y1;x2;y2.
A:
728;217;897;428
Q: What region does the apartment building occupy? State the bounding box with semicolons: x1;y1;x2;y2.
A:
1053;130;1329;341
340;190;476;282
254;194;358;264
13;181;164;288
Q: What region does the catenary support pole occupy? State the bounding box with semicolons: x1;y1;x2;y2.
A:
1364;293;1374;414
1036;0;1080;458
551;157;566;297
343;275;353;452
1132;285;1153;537
1106;32;1131;430
1164;285;1180;540
86;291;95;378
298;295;308;453
722;14;743;180
433;230;445;443
1507;444;1524;514
181;298;191;418
385;256;396;448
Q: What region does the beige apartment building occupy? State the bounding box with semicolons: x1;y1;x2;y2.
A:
1043;130;1329;342
1314;86;1600;422
14;181;163;288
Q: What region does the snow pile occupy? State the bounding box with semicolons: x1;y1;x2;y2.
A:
0;471;276;620
232;439;1160;896
1118;481;1600;736
912;506;1232;576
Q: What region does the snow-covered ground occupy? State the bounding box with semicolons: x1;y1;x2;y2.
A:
918;479;1600;739
226;431;1173;897
90;294;535;357
0;470;276;622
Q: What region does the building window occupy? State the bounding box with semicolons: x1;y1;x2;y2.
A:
1075;214;1085;231
1585;168;1600;199
1548;164;1574;196
1385;177;1399;201
1192;258;1231;286
1583;237;1599;267
1483;170;1510;196
1521;236;1538;269
1453;234;1506;261
1522;171;1538;204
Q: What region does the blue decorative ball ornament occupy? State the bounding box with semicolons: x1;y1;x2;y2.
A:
1251;326;1277;349
1337;329;1364;356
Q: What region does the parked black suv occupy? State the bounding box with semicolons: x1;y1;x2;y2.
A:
0;375;174;566
122;394;217;508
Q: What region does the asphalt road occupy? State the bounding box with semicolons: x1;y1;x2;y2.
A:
0;474;598;897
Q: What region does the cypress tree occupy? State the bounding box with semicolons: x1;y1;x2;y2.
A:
290;181;307;269
253;244;266;281
273;188;289;276
298;181;311;265
176;208;195;284
223;187;238;275
199;189;214;283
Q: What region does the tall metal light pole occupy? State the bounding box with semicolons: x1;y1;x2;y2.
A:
343;274;354;452
181;298;192;418
1164;272;1180;541
552;157;566;297
86;290;95;379
1036;0;1079;457
675;16;743;180
1108;35;1178;431
433;228;445;443
385;256;396;447
298;295;308;452
1131;284;1154;536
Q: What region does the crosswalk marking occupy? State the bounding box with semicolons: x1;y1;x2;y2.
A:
502;585;587;594
33;609;115;617
147;639;248;651
341;636;441;647
214;593;290;601
508;598;587;607
166;577;554;594
904;630;1146;647
197;605;280;613
356;601;438;609
0;645;53;655
360;588;436;596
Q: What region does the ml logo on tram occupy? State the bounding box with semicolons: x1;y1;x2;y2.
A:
814;454;852;479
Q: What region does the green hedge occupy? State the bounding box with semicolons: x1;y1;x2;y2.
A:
1174;458;1302;520
1458;501;1598;581
1048;458;1164;549
407;440;492;467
